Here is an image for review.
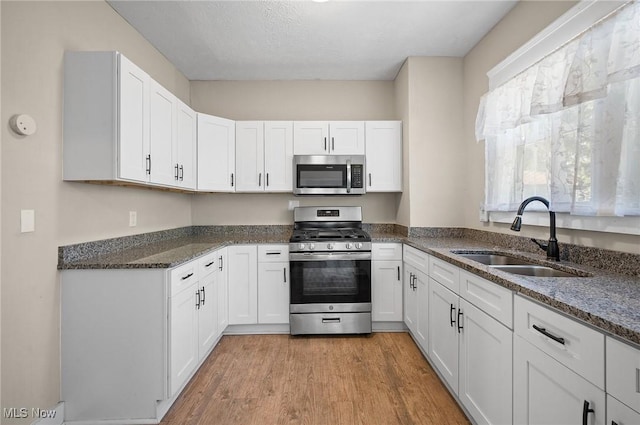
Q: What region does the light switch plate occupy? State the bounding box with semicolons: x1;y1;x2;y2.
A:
21;209;35;233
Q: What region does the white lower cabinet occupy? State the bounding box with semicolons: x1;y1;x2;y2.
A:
169;279;199;397
372;243;403;322
216;248;229;332
428;278;459;393
228;245;259;324
257;245;290;324
458;299;512;425
404;264;429;351
608;395;640;425
514;334;605;425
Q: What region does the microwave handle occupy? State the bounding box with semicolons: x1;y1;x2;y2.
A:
346;159;352;193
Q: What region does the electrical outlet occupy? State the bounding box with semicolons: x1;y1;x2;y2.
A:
129;211;137;227
21;209;35;233
479;207;489;223
288;200;300;211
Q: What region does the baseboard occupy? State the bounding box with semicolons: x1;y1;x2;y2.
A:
30;402;64;425
224;324;290;335
372;321;407;332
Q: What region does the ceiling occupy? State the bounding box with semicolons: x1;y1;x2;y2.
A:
108;0;517;81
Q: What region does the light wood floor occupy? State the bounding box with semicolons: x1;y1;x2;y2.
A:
161;333;470;425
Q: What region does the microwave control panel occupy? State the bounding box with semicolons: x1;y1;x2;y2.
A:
351;165;364;188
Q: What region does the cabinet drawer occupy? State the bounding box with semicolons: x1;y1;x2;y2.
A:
169;261;198;297
607;336;640;412
429;256;459;294
514;295;604;389
258;245;289;263
460;270;513;328
198;251;218;277
372;243;402;261
403;245;429;274
608;394;640;425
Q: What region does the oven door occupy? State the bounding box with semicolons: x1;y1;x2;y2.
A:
289;252;371;307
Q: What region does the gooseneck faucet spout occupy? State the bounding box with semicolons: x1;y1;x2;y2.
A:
510;196;560;261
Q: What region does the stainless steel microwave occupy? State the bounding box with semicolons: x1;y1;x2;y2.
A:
293;155;366;196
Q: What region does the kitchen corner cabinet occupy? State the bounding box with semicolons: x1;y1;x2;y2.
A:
61;249;225;423
365;121;402;192
235;121;293;192
293;121;365;155
227;245;258;324
257;245;290;324
197;113;236;192
63;51;196;190
372;243;403;322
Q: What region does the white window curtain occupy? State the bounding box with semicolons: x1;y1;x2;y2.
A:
476;0;640;216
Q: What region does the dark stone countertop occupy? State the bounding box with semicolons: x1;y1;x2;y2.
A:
59;229;640;346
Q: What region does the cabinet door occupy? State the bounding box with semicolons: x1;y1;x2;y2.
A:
372;260;403;322
197;113;236;192
514;335;605;425
415;270;429;351
197;274;217;361
118;54;150;183
264;121;294;192
216;248;229;334
607;395;640;425
169;283;198;397
404;265;418;335
258;262;290;324
293;121;329;155
329;121;365;155
175;100;197;190
227;246;258;325
606;336;640;412
459;299;513;425
428;278;458;393
365;121;402;192
149;80;177;186
235;121;265;192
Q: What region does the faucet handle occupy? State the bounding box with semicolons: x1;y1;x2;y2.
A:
531;238;548;251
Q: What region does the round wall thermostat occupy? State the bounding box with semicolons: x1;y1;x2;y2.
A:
9;114;37;136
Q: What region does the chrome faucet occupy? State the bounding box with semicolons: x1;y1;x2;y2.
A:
510;196;560;261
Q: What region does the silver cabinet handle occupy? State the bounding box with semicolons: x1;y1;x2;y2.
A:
179;165;184;181
175;164;179;180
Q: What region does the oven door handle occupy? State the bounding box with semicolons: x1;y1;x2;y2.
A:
289;252;371;262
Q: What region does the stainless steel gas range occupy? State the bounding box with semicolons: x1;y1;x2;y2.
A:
289;206;372;335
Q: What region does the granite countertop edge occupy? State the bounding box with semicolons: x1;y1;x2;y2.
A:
59;231;640;346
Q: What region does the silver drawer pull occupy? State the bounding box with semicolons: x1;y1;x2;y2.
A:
322;317;341;324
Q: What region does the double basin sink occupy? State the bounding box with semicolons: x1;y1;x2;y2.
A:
452;251;586;278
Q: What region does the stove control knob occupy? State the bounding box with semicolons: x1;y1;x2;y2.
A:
355;242;363;249
345;243;353;249
309;243;315;250
327;243;334;250
298;243;306;250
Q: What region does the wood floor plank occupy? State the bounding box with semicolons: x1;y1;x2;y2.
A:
161;333;470;425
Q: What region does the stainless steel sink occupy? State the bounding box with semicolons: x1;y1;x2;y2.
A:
452;251;586;278
455;253;535;266
490;265;581;278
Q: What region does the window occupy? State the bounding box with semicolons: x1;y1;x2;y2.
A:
476;0;640;220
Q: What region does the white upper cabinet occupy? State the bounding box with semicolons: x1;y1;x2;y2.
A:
197;113;236;192
63;51;196;190
365;121;402;192
64;51;151;183
293;121;365;155
264;121;294;191
149;80;177;187
236;121;293;192
175;101;197;190
118;54;150;183
235;121;265;192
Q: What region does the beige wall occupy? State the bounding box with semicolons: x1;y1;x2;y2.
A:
394;61;410;227
462;0;640;254
402;57;465;228
1;2;192;422
190;80;400;225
